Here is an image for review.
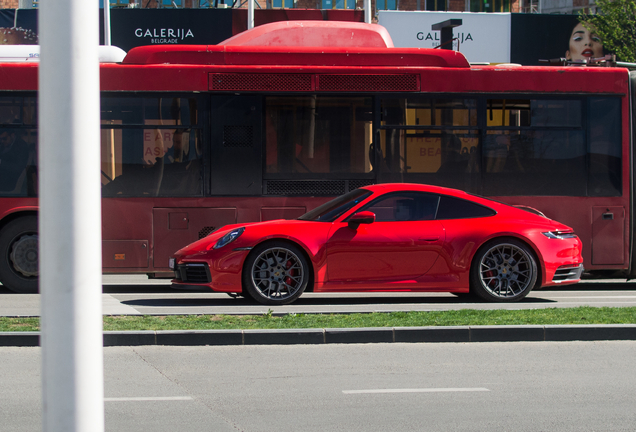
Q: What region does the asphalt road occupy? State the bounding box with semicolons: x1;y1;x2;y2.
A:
2;276;636;316
3;341;636;431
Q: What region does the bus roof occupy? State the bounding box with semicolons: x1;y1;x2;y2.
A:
121;44;471;68
0;20;629;95
121;21;470;68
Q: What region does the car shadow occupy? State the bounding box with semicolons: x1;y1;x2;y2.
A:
103;285;176;294
118;293;557;308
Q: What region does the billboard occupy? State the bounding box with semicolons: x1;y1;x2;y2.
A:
379;11;512;64
510;14;581;66
379;11;604;67
108;9;233;52
1;8;600;66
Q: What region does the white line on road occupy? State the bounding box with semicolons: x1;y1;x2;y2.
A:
342;388;490;394
104;396;193;402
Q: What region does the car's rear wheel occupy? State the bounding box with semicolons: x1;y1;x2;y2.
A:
243;242;309;305
470;238;537;302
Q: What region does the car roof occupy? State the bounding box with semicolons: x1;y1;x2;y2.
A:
361;183;475;200
359;183;549;221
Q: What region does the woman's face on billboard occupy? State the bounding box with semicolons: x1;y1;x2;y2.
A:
566;23;603;61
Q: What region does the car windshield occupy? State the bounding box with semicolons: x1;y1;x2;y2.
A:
298;189;373;222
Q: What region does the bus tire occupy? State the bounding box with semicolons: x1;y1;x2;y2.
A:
0;216;39;294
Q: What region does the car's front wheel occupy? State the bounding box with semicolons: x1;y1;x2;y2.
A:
470;238;537;302
242;241;309;305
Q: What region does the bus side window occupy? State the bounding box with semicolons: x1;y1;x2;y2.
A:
0;128;36;196
101;95;204;198
588;97;621;196
483;99;587;196
0;96;37;197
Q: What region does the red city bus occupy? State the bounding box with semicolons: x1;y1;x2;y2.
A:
0;21;634;293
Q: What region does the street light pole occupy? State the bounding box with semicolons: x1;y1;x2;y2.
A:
248;0;255;29
104;1;111;46
39;0;104;431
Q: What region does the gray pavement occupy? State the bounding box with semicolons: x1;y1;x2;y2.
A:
2;277;636;347
2;276;636;317
3;341;636;431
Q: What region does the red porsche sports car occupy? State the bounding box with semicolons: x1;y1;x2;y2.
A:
170;184;583;305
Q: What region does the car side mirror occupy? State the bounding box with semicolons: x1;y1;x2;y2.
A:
348;211;375;230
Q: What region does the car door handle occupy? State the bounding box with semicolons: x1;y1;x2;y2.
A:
419;237;440;242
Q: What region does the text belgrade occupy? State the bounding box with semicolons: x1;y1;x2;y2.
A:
135;28;195;42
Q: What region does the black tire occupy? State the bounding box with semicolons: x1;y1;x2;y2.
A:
0;216;39;294
242;241;309;305
470;238;537;302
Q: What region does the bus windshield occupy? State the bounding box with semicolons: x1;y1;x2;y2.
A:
298;189;372;222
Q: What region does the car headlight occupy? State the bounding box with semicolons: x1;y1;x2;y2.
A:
542;231;577;240
213;227;245;249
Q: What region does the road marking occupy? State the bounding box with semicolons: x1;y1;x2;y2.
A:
104;396;193;402
343;388;490;394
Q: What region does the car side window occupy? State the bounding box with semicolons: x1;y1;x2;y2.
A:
360;192;440;222
436;195;496;219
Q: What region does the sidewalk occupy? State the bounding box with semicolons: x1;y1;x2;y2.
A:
2;324;636;347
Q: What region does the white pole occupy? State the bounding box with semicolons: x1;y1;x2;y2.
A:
39;0;104;431
104;0;111;46
364;0;371;24
248;0;254;29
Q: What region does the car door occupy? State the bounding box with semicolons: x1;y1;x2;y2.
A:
325;192;445;285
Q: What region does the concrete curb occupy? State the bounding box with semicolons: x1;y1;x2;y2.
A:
2;324;636;347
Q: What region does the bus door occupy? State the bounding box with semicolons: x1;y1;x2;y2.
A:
209;95;263;195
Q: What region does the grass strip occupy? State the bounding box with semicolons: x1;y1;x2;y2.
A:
1;307;636;332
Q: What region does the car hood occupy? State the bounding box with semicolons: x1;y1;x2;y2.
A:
173;219;318;256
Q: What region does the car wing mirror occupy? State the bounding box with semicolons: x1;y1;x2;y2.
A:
348;211;375;229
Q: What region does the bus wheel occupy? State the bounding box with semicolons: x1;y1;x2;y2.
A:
0;216;39;294
470;238;537;302
243;241;309;305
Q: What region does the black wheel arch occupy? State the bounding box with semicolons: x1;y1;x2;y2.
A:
0;210;38;231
